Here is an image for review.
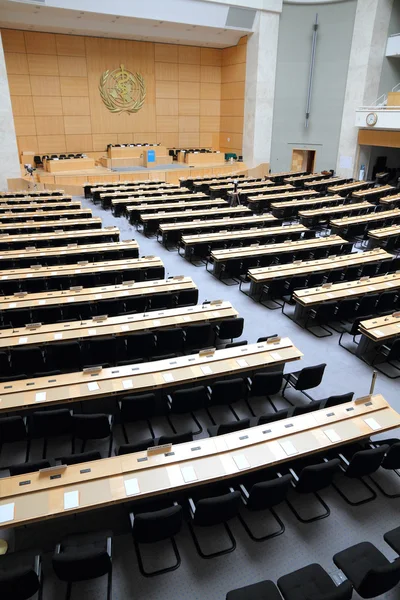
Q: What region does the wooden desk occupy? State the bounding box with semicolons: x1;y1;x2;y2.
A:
140;206;250;235
271;195;344;218
327;181;372;196
268;171;307;183
247;190;319;211
0;201;78;214
0;301;238;350
112;192;208;217
0;227;120;249
0;196;72;206
126;199;227;224
0;190;64;198
1;394;398;527
330;208;400;233
234;185;294;200
108;146;166;159
44;158;95;173
0;217;101;234
184;152;225;166
0;338;301;415
179;174;245;190
304;177;350;190
90;181;170;201
0;240;139;267
247;249;392;298
0;208;89;222
283;173;329;186
101;187;188;210
379;193;400;207
352;184;394;201
357;312;400;356
299;201;374;227
368;224;400;246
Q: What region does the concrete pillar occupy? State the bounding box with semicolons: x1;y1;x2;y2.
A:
0;33;20;191
243;8;281;168
336;0;393;178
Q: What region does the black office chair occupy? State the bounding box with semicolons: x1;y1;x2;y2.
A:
10;346;45;378
184;323;212;352
46;341;82;373
0;415;30;466
291;401;323;415
29;409;74;459
9;459;51;476
81;337;117;368
116;332;156;365
376;291;398;314
155;328;184;356
257;409;290;425
247;372;283;414
130;504;183;577
303;302;337;337
0;550;43;600
227;580;282;600
207;378;246;424
167;386;207;435
52;531;112;600
177;288;198;307
215;318;244;343
187;489;242;558
207;418;250;437
59;451;102;466
322;392;354;408
118;393;159;442
333;542;400;598
149;294;174;311
282;363;326;403
238;474;292;541
157;431;193;445
278;563;353;600
367;439;400;498
72;414;113;457
371;338;400;379
117;438;155;455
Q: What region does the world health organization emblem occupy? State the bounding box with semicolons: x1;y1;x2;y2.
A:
99;64;146;114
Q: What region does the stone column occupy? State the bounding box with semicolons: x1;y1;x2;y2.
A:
0;33;20;191
243;8;281;168
336;0;393;178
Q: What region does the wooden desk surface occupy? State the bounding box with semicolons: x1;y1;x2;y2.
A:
359;312;400;341
0;301;237;350
380;193;400;205
90;181;167;193
248;190;319;203
0;195;71;204
284;173;327;183
0;240;138;263
330;208;400;228
205;181;272;191
299;201;373;218
112;192;207;207
268;171;307;179
0;227;119;246
44;158;94;173
271;195;343;210
0;209;90;222
0;190;64;198
0;256;163;284
159;214;276;233
237;185;294;196
181;224;308;246
368;225;400;240
248;249;392;283
180;173;244;184
328;181;371;193
127;199;227;214
0;201;79;213
304;177;349;189
294;272;400;306
101;187;188;199
0;217;101;233
192;177;248;188
140;206;250;223
0;338;302;414
0;394;397;527
352;184;394;198
0;276;195;313
210;235;345;262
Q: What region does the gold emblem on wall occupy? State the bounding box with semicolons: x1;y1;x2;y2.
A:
99;64;146;114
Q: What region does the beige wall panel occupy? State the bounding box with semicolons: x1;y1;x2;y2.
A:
65;134;93;152
25;32;56;55
178;82;200;99
219;132;242;150
179;63;200;82
92;134;118;151
58;56;87;78
220;115;244;134
179;116;199;133
178;46;201;64
1;30;26;53
61;97;90;116
199;132;213;147
221;62;246;84
37;135;66;153
156;81;178;99
8;74;31;95
17;136;37;153
35;116;65;135
14;116;36;136
11;95;34;116
155;62;178;81
128;105;157;134
157;132;179;147
200;99;220;116
200;48;222;67
133;133;158;144
154;44;178;63
200;83;221;100
220;99;244;117
56;35;86;57
32;96;63;116
157;116;179;132
178;99;200;116
60;76;89;96
64;115;92;135
222;44;246;66
179;132;200;147
4;52;28;74
27;54;59;76
30;76;61;97
221;81;244;100
238;36;247;46
201;66;221;83
156;98;178;116
117;133;134;144
200;116;220;132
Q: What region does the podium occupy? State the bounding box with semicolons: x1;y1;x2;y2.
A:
143;148;157;168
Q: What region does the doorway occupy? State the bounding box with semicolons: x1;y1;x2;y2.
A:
291;149;316;173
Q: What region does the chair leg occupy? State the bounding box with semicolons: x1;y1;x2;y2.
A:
338;331;358;355
238;507;285;542
286;491;330;523
331;476;377;506
133;537;181;577
65;582;72;600
107;566;112;600
281;380;294;405
369;470;400;499
187;519;236;559
304;317;333;338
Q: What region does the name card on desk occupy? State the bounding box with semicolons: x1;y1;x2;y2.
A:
324;429;341;443
199;348;216;357
181;466;197;483
0;503;14;524
163;373;174;383
64;490;79;510
233;454;250;470
124;478;140;496
280;441;298;456
147;444;172;456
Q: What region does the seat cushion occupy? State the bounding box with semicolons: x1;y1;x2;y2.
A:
132;505;183;543
278;564;338;600
384;525;400;554
53;530;112;582
226;579;281;600
0;551;40;600
333;542;389;589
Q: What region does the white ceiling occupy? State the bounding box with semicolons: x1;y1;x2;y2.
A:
0;0;252;47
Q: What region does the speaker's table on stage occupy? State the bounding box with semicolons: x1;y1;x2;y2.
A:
184;151;225;167
44;158;95;173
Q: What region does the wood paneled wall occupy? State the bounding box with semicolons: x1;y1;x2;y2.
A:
1;29;246;157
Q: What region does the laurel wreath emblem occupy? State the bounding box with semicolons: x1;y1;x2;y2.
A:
99;66;146;114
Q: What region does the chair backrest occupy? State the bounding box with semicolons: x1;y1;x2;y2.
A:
292;402;322;415
295;363;326;391
52;546;111;582
119;392;157;421
382;442;400;470
117;438;155;455
132;505;183;543
124;332;156;360
0;415;27;443
46;341;81;373
194;491;241;526
388;339;400;361
158;431;193;445
73;414;111;440
185;323;211;347
346;445;388;478
358;557;400;598
210;377;245;405
10;346;44;376
247;474;292;511
31;409;73;438
250;372;283;397
156;328;184;352
0;565;40;600
323;392;354;408
170;386;207;413
9;459;51;476
218;317;244;340
60;451;101;465
296;459;340;493
257;409;289;425
216;418;250;435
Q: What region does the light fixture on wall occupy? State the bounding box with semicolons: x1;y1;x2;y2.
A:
305;14;318;129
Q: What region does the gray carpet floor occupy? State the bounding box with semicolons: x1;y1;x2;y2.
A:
9;194;400;600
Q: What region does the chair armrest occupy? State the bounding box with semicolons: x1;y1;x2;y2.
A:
106;536;112;559
188;497;196;518
338;453;350;466
34;554;42;578
167;394;173;410
54;544;61;555
239;484;250;501
129;512;135;529
289;467;299;482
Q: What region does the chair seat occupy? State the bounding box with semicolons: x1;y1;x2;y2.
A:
0;550;41;600
384;525;400;554
53;530;112;582
227;579;281;600
278;563;352;600
333;542;389;590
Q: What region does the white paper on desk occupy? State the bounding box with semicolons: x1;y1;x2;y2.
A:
120;324;130;332
124;478;140;496
88;329;97;336
38;300;46;305
271;352;282;360
122;379;133;390
183;316;191;322
324;429;341;443
95;294;102;299
212;311;221;317
373;329;384;337
35;392;46;403
233;454;250;470
201;365;212;375
364;417;381;431
54;333;63;340
326;293;335;298
18;337;28;345
280;441;298;456
153;320;161;326
87;381;99;391
181;466;198;483
236;358;248;368
0;503;14;524
67;297;75;303
339;155;353;170
163;373;174;383
8;303;16;308
64;490;79;510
